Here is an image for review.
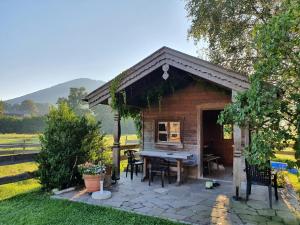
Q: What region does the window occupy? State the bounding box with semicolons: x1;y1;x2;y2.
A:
157;121;181;143
223;124;233;140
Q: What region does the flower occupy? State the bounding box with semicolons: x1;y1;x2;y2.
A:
78;162;106;175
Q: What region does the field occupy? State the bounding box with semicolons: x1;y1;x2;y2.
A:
0;133;40;144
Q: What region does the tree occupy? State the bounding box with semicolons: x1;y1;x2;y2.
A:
19;100;38;116
0;100;4;116
37;102;104;190
185;0;281;74
56;87;90;116
218;0;300;168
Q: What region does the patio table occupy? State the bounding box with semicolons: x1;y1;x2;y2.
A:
139;150;193;185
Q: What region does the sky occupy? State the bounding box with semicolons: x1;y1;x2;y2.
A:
0;0;204;100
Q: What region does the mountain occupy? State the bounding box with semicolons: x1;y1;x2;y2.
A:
6;78;104;104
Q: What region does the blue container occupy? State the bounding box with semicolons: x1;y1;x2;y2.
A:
271;161;287;170
288;168;298;175
271;161;298;174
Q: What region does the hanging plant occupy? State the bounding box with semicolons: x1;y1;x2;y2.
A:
108;69;191;138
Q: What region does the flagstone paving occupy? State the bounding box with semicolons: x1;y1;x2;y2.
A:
53;173;300;225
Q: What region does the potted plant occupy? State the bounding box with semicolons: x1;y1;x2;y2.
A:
78;162;106;192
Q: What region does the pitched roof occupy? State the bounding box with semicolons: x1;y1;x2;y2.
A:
85;46;249;107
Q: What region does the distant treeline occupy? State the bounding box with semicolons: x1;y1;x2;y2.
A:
1;87;137;135
0;116;46;133
0;113;136;134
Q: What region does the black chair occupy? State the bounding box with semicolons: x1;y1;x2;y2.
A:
148;157;170;188
245;160;278;208
125;150;144;180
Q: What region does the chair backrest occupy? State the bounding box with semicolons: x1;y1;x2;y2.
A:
149;157;166;170
245;160;271;186
125;150;136;163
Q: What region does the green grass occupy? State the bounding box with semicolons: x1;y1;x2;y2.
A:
0;141;178;225
0;162;38;178
287;173;300;197
0;134;177;225
0;179;41;201
103;134;138;146
0;133;40;144
274;153;297;162
0;133;41;152
0;191;180;225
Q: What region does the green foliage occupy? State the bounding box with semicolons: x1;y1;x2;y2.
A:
36;102;105;190
4;101;50;116
108;70;188;138
218;0;300;167
19;100;38;116
0;100;4;116
276;171;287;188
0;116;45;133
108;70;142;137
185;0;280;74
93;104;136;134
77;162;106;175
57;87;91;116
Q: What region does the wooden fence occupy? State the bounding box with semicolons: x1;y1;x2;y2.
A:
0;142;40;185
0;142;139;185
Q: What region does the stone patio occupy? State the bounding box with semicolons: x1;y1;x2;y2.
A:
53;173;300;225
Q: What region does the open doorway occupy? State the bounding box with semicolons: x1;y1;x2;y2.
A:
202;110;233;181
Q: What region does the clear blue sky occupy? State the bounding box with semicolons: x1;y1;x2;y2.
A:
0;0;204;100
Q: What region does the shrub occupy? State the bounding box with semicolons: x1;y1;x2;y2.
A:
36;103;105;190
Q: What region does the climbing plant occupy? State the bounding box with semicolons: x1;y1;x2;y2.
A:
108;69;193;137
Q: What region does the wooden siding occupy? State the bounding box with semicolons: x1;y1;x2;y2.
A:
85;47;249;107
142;83;232;178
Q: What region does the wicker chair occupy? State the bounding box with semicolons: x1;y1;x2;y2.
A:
245;160;278;208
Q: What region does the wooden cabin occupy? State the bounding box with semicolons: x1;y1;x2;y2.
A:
84;47;250;196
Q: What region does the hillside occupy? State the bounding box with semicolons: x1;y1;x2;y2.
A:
6;78;104;104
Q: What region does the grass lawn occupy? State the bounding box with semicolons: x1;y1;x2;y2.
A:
0;134;178;225
286;173;300;197
0;162;38;178
0;191;180;225
0;133;40;144
0;162;179;225
103;134;138;146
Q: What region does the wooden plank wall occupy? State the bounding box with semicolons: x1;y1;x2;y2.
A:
142;83;231;178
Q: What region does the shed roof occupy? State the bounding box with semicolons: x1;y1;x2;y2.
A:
85;46;249;107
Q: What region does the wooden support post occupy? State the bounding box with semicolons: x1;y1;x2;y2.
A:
232;91;242;200
142;157;147;182
112;111;121;180
176;159;183;185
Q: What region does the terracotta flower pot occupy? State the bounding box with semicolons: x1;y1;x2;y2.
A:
83;174;101;192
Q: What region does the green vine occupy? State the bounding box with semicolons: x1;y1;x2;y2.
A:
109;70;143;137
109;70;191;138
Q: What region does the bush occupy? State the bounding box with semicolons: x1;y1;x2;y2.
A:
36;103;105;190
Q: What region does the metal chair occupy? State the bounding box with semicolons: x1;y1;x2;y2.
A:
125;150;143;180
148;157;170;188
245;160;278;208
